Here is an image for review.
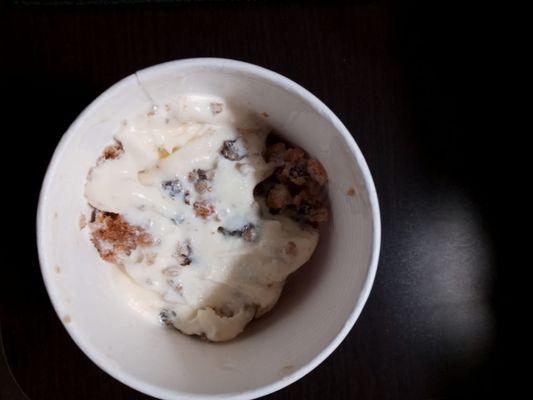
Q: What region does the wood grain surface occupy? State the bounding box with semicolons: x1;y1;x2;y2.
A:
0;1;514;399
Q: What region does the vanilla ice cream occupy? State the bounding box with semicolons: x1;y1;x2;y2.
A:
85;95;325;341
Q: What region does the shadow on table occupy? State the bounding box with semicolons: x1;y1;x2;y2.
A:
389;2;512;397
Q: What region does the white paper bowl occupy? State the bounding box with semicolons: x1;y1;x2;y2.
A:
37;58;380;400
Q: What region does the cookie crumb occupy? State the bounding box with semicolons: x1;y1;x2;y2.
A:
260;112;269;118
89;211;153;264
62;315;71;324
54;266;61;274
98;141;124;163
306;158;328;186
193;201;215;219
79;214;87;229
267;184;292;209
346;187;356;197
259;139;329;226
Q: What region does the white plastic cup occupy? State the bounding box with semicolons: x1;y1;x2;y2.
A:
37;58;381;400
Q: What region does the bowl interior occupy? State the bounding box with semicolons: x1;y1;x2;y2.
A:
38;59;378;399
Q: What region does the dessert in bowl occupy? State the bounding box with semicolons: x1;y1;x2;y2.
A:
37;58;380;399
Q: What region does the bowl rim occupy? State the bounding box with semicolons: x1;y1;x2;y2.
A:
36;57;381;400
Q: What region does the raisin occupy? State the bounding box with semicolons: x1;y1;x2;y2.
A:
175;241;192;266
162;179;182;199
180;256;192;266
188;168;209;182
197;169;208;180
159;309;177;326
221;139;247;161
288;165;307;185
189;168;213;194
217;223;258;242
241;224;258;242
217;226;231;236
297;202;312;215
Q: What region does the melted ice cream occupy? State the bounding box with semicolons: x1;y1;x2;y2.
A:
85;95;319;341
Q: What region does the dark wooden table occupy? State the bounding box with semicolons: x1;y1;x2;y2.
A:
0;1;514;399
